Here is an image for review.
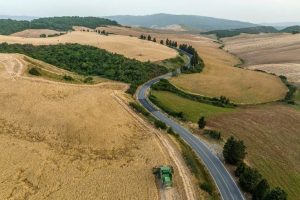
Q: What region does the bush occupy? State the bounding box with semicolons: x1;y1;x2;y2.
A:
63;75;74;81
239;167;262;193
129;102;149;117
223;136;247;165
200;182;213;195
235;162;247;177
252;179;270;200
83;76;93;83
203;129;221;140
28;67;41;76
264;187;287;200
198;116;206;129
126;84;138;95
154;119;167;130
40;34;47;38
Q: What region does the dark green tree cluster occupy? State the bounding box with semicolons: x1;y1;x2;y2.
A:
223;136;247;165
0;17;119;35
166;38;178;48
139;34;147;40
0;43;168;89
96;29;108;36
203;129;221;140
198;116;206;129
224;136;287;200
0;19;30;35
179;44;203;67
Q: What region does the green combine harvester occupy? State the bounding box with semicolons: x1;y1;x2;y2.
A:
153;165;174;188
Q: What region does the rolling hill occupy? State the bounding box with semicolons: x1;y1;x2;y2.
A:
107;13;257;31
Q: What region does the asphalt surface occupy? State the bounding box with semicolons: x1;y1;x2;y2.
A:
137;58;245;200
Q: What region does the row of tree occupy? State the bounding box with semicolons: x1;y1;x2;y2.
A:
223;136;287;200
139;34;157;42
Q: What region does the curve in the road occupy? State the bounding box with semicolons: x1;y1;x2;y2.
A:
136;50;245;200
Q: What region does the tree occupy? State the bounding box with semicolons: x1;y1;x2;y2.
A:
147;35;151;41
239;167;262;193
235;162;247;177
264;187;287;200
40;34;47;38
160;40;164;45
153;37;156;42
166;38;169;46
139;34;145;39
252;179;270;200
223;136;247;165
198;116;206;129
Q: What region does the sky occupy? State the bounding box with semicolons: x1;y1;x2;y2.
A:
0;0;299;23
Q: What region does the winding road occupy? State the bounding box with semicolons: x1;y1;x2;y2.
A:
136;51;245;200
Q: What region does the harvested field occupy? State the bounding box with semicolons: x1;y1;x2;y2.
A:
208;104;300;200
247;63;300;85
0;54;186;200
0;31;177;62
223;33;300;66
11;29;63;38
101;26;287;104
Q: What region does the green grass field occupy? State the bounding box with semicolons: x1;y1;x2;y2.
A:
151;90;235;122
155;53;189;70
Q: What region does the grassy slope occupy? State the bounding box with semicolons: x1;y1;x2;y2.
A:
155;53;189;70
209;104;300;200
151;90;235;122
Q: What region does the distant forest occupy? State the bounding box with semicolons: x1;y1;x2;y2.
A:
0;16;119;35
0;43;168;86
203;26;279;38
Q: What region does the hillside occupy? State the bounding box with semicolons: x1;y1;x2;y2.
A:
281;25;300;33
107;13;257;31
0;17;119;35
0;53;179;199
203;26;278;38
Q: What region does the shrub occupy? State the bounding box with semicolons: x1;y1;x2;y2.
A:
235;162;247;177
200;182;213;195
154;119;167;130
126;84;138;95
223;136;247;165
252;179;270;200
198;116;206;129
63;75;74;81
28;67;41;76
203;129;221;140
264;187;287;200
83;76;93;83
239;167;262;193
40;34;47;38
129;102;149;117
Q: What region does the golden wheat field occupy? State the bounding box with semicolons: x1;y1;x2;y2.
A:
0;30;177;62
0;53;184;200
11;29;63;38
101;26;287;104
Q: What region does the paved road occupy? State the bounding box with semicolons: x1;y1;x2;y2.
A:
136;57;245;200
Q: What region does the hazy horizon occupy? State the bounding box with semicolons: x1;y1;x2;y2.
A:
0;0;300;23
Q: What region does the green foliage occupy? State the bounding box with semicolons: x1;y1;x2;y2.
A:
129;102;150;117
154;119;167;130
253;179;270;200
0;19;30;35
235;162;247;177
239;167;262;193
151;79;235;108
126;84;138;95
198;116;206;129
223;136;247;165
200;182;213;195
264;187;287;200
30;16;119;31
28;67;41;76
0;43;168;86
83;76;94;83
167;127;178;136
0;17;118;35
40;34;47;38
160;40;164;45
63;75;74;81
203;129;221;140
279;75;297;104
280;25;300;34
203;26;278;38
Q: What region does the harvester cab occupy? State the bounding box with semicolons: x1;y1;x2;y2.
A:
153;165;174;188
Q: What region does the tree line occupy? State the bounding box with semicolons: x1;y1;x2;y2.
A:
0;17;119;35
0;43;168;91
223;136;287;200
